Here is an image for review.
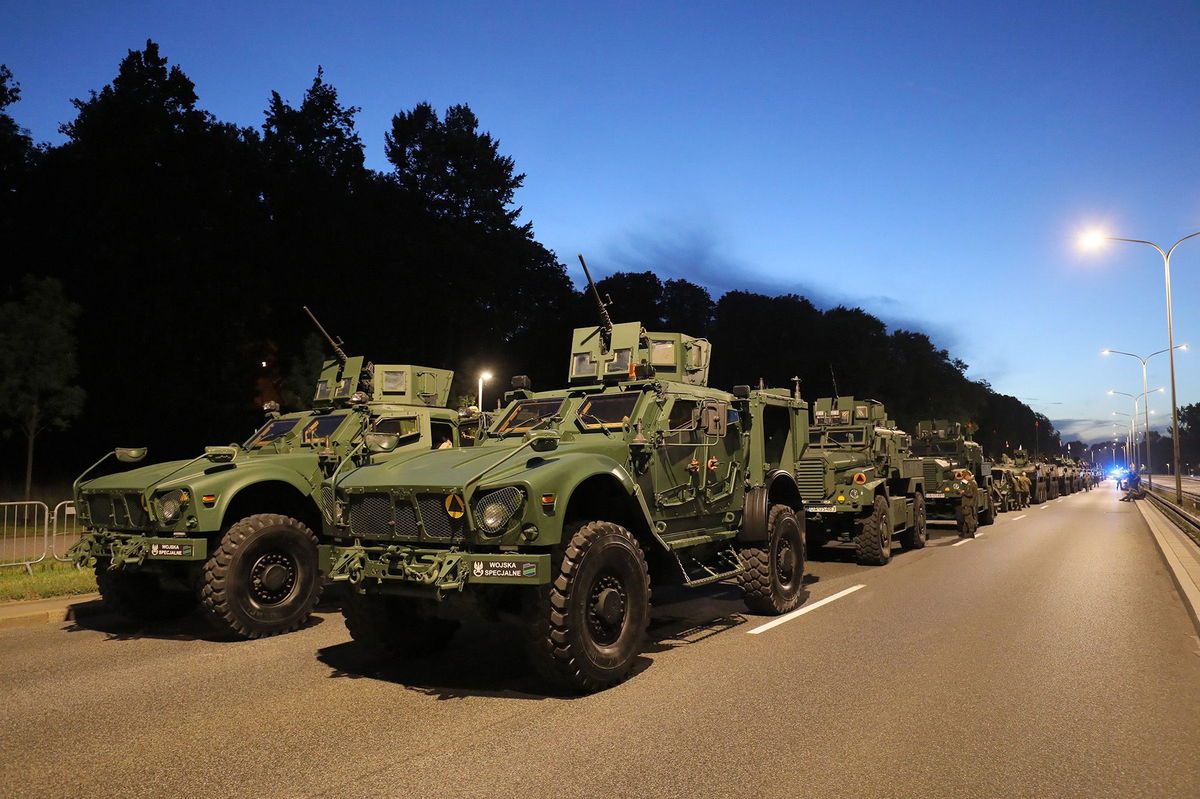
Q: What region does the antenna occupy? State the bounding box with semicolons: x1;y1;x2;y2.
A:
577;254;614;351
303;306;348;365
828;363;839;397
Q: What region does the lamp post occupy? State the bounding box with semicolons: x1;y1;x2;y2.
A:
1112;410;1134;469
1108;387;1165;482
477;371;492;411
1082;230;1199;503
1102;346;1186;489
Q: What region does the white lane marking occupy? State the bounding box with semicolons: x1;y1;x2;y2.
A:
1039;505;1050;510
952;538;973;547
746;584;865;635
1013;514;1027;521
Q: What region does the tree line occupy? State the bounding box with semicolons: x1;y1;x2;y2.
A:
5;41;1168;491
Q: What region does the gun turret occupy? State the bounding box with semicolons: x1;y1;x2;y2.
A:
303;305;349;365
578;254;613;352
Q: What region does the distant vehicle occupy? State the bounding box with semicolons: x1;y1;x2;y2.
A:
795;397;935;559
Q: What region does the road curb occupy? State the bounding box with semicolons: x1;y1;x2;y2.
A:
1135;500;1200;637
0;594;106;631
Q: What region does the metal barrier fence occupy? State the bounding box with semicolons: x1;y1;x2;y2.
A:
51;501;80;562
0;501;50;575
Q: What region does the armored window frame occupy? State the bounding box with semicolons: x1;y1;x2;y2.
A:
576;392;640;431
493;398;566;435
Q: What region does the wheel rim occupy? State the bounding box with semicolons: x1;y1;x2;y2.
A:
775;523;800;589
249;551;298;606
587;571;628;646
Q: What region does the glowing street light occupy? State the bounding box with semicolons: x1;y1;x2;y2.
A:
1101;345;1185;488
1081;229;1198;503
477;371;493;411
1108;387;1164;478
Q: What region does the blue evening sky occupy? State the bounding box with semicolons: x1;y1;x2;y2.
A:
4;1;1198;445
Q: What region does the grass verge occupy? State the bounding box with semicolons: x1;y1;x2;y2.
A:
0;559;96;602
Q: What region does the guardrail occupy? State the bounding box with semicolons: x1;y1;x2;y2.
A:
0;501;50;575
51;501;80;562
1145;490;1200;548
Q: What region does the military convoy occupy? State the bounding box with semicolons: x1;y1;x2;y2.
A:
65;273;1096;692
69;315;481;639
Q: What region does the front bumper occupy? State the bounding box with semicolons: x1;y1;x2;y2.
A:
69;530;208;569
321;543;551;592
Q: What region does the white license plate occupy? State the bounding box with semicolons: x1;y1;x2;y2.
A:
807;506;837;513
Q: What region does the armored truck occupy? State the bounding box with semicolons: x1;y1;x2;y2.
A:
69;356;479;638
794;397;933;562
324;317;809;693
911;419;997;534
1011;450;1050;504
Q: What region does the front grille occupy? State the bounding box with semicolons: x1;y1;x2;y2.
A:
85;494;150;530
349;494;393;535
795;460;826;503
395;503;419;537
417;495;465;541
319;485;336;524
923;461;941;489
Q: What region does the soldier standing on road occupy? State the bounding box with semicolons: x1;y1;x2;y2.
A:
1016;473;1031;508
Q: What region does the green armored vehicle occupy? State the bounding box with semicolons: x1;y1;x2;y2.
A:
1010;450;1050;504
69;353;479;639
324;270;809;692
911;419;997;535
794;397;932;562
989;458;1026;511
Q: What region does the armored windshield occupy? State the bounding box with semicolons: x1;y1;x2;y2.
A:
576;393;639;430
244;413;349;449
912;441;960;456
808;428;866;446
493;398;567;435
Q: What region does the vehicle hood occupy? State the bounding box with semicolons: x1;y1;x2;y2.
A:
338;442;537;491
80;451;318;493
802;449;871;474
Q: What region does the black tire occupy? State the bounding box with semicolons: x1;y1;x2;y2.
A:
342;591;458;660
95;564;198;621
201;513;322;639
980;497;995;526
525;521;651;693
900;492;927;550
855;495;892;566
739;504;805;614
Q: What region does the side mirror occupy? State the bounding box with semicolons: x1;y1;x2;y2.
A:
204;446;238;463
700;403;727;437
115;447;148;463
365;433;400;453
525;430;560;453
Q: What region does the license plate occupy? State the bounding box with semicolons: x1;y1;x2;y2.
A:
150;543;193;557
807;506;837;513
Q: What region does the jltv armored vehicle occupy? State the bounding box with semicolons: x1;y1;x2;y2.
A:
325;307;809;693
69;355;478;638
911;419;997;535
794;397;933;562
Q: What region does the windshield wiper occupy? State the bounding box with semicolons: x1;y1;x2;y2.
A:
577;412;614;437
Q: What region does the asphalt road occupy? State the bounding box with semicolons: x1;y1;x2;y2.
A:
2;482;1198;798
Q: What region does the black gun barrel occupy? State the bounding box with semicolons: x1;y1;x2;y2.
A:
577;254;614;343
303;305;349;364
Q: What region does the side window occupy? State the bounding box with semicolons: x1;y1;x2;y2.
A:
668;399;698;431
458;420;479;447
374;417;421;448
431;421;454;450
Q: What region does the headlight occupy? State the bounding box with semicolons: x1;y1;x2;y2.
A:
474;487;525;534
848;487;862;500
159;489;189;523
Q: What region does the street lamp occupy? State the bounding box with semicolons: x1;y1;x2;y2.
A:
1112;410;1134;468
1107;387;1165;483
1081;229;1199;503
477;371;492;411
1102;345;1185;489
